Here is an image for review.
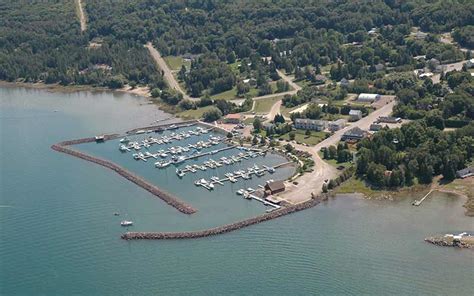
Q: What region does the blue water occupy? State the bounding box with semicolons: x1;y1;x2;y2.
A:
1;86;473;295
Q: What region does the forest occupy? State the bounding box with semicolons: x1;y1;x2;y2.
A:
1;0;473;93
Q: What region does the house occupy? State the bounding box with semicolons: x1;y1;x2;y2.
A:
414;31;428;40
456;167;474;179
314;74;327;85
265;180;286;195
328;119;346;132
368;28;377;35
349;109;363;121
370;123;383;131
294;118;327;131
357;93;381;102
341;127;367;141
374;63;385;72
340;78;350;87
223;113;243;124
378;116;402;124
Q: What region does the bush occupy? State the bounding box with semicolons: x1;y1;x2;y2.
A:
202;107;223;122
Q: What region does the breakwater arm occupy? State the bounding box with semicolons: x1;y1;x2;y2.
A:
51;140;197;215
121;196;323;240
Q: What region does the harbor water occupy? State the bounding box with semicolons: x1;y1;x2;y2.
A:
0;86;473;295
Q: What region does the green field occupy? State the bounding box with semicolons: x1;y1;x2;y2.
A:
163;56;191;71
253;96;283;113
176;105;214;120
211;87;260;100
279;130;328;146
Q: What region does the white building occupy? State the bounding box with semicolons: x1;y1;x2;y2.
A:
357;93;381;102
328;119;346;132
294;118;327;131
349;110;363;121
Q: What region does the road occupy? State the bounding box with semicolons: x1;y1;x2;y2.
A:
431;59;468;84
279;99;397;204
75;0;87;32
145;43;193;101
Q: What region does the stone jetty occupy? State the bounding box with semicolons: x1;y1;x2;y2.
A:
51;137;197;215
121;196;323;240
425;235;474;249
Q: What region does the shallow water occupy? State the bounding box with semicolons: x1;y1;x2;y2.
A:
1;87;473;295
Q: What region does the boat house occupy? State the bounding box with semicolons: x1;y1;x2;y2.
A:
223;113;243;124
265;180;286;195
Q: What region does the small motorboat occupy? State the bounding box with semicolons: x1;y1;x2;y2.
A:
236;189;245;195
113;212;120;216
120;220;133;226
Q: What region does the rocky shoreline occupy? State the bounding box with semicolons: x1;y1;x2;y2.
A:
121;196;323;240
51;136;197;215
424;236;473;249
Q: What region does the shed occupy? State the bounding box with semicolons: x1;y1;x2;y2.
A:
349;109;363;121
224;113;243;124
456;167;474;179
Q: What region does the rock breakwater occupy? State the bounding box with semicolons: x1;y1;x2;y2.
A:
51;138;197;215
121;196;322;240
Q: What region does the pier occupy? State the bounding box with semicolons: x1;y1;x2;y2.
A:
412;189;433;206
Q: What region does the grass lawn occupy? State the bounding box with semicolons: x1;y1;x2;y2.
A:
176;105;214;120
254;96;283;113
279;130;328;146
334;177;376;195
211;87;260;100
163;56;191;71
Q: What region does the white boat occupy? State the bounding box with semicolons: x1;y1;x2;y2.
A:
120;137;130;143
208;183;215;189
176;170;185;178
135;130;146;134
120;220;133;226
236;189;245;195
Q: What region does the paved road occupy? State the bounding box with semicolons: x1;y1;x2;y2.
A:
75;0;87;32
279;99;397;204
431;59;468;84
145;43;193;101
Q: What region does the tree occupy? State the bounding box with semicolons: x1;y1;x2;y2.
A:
289;131;296;141
202;107;223;122
178;65;187;81
305;129;311;137
252;136;259;146
227;132;233;139
253;117;263;132
273;114;285;124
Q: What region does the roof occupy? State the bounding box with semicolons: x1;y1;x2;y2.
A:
457;167;474;176
225;113;242;119
295;118;327;125
265;180;285;192
314;74;327;81
329;119;346;125
349;109;362;115
343;127;366;137
358;93;380;99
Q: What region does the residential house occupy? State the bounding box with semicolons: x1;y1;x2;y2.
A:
349;109;363;121
370;123;383;131
465;58;474;68
294;118;327;131
314;74;327;85
341;127;367;141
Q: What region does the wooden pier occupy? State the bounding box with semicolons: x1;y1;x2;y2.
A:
412;189;433;206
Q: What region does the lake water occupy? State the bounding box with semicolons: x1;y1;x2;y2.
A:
1;86;473;295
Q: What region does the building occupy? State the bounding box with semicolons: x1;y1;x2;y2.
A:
340;78;350;88
349;109;363;121
223;113;243;124
328;119;346;132
265;180;286;195
294;118;327;131
357;93;381;102
341;127;367;141
370;124;383;131
465;58;474;68
378;116;401;124
374;63;385;72
456;167;474;179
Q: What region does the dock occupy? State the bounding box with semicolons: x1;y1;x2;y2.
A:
412;189;433;206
